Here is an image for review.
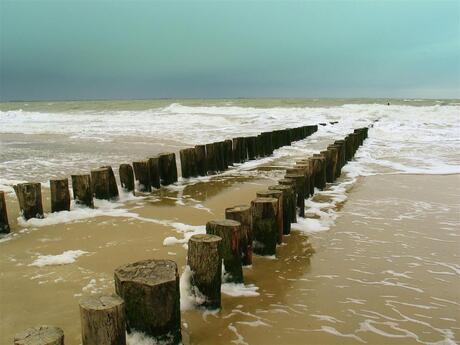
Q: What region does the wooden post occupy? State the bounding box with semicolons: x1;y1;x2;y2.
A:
90;168;111;200
0;191;10;234
180;148;197;179
327;146;339;181
205;143;218;174
256;134;265;158
251;197;278;256
133;160;151;192
188;234;222;309
79;295;126;345
232;137;242;164
14;326;64;345
206;219;243;283
256;190;283;244
278;179;297;223
320;150;334;183
215;141;226;171
334;139;346;168
225;205;252;266
14;183;44;220
247;136;257;160
71;174;93;208
310;156;325;190
50;179;70;212
114;259;181;344
284;173;306;217
158;153;178;185
195;144;207;176
268;184;294;235
287;166;310;198
147;157;161;189
224;139;234;166
100;166;119;199
119;164;135;193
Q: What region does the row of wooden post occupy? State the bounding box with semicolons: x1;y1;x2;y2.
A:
180;125;318;178
1;126;318;233
11;126;369;345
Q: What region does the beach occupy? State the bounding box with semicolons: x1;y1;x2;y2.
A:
0;99;459;344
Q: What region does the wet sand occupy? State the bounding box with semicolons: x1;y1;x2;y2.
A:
1;170;459;344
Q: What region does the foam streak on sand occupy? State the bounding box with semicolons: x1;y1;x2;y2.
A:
29;250;88;267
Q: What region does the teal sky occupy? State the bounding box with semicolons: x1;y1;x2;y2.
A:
1;0;459;101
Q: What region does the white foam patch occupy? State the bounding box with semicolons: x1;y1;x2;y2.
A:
221;283;260;297
179;265;207;311
29;250;88;267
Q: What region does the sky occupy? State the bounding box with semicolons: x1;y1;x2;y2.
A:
1;0;459;101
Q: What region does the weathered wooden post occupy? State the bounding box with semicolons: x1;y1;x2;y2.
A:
215;141;226;171
320;150;334;183
205;143;218;174
71;174;94;208
251;197;278;256
90;168;111;200
132;160;151;192
224;139;234;166
268;184;294;235
158;153;178;185
247;136;257;160
180;148;197;179
284;173;306;217
225;205;252;266
14;326;64;345
288;165;311;198
206;219;243;283
79;295;126;345
119;164;135;193
148;157;161;189
327;146;339;181
278;179;297;223
195;144;207;176
310;156;326;190
334;139;346;168
50;179;70;212
188;234;222;309
114;259;181;344
232;137;242;164
100;166;119;199
256;190;283;244
0;191;10;234
14;183;44;220
256;134;265;158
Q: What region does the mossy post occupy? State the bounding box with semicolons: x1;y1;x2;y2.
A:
251;197;278;256
114;259;181;344
158;153;178;185
187;234;222;309
79;294;126;345
13;326;64;345
50;178;70;212
100;166;119;199
119;164;135;193
326;146;339;181
180;148;197;179
90;168;111;200
206;219;243;283
278;178;297;223
287;166;310;197
132;160;151;192
14;182;44;220
284;173;306;217
256;190;283;244
148;157;161;189
205;143;218;174
71;174;94;208
225;205;252;266
334;139;346;169
0;191;10;234
268;184;294;235
232;137;242;164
